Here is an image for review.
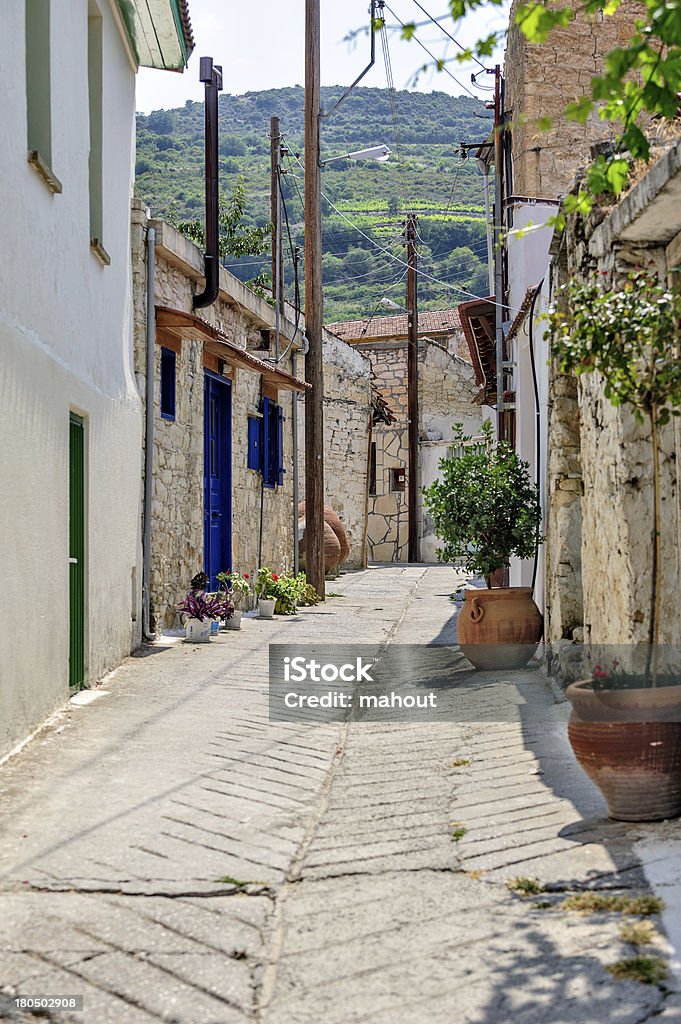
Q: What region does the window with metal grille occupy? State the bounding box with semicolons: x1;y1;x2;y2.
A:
160;347;176;420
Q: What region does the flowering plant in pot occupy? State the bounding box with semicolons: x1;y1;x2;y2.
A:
217;570;251;629
422;419;544;670
549;272;681;820
177;590;231;642
255;567;279;618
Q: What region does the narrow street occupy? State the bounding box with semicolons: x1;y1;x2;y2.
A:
0;566;679;1024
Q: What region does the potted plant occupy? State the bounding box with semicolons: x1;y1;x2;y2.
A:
422;420;544;670
255;567;279;618
549;272;681;820
217;570;251;630
177;590;229;643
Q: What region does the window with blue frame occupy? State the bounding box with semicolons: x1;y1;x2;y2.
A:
247;415;261;470
160;347;176;420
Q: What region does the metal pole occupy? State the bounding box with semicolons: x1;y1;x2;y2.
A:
406;213;419;564
493;64;505;441
142;225;156;640
304;0;326;597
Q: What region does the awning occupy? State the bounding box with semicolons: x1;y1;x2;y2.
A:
457;297;497;404
155;306;309;393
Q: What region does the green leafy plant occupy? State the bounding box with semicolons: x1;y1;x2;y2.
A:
422;420;543;587
549;274;681;683
507;877;545;896
255;568;309;614
217;570;252;608
173;177;271;261
607;955;668;986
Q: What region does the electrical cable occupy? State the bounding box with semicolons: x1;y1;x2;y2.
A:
383;3;480;98
409;0;488;69
528;278;545;594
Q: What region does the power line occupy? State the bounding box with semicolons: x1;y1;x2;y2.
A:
382;3;480;99
409;0;488;70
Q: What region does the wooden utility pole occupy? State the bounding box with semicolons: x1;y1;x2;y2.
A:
270;116;284;316
304;0;325;597
406;212;419;564
493;63;505;443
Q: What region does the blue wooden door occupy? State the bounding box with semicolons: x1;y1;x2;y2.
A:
204;372;232;590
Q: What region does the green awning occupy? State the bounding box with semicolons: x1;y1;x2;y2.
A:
116;0;194;71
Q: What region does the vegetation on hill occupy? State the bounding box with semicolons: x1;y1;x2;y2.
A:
135;86;493;322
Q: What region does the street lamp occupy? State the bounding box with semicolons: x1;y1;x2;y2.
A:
380;297;403;311
321;145;391;167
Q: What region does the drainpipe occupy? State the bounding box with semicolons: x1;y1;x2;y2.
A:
142;225;156;640
292;333;309;575
193;57;223;310
493;64;505;440
477;158;495;297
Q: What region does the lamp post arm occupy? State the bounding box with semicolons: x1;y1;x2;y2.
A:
321;0;377;119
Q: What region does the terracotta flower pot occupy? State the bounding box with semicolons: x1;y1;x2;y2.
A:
456;587;543;670
566;679;681;822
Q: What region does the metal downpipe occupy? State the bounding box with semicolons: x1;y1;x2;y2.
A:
142;225;156;640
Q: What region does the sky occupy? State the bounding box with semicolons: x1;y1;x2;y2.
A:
135;0;510;113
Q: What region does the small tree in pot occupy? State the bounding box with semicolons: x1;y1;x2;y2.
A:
423;420;544;669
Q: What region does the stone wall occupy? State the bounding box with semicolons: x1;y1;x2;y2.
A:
313;331;372;569
132;209;297;629
505;0;645;199
547;141;681;646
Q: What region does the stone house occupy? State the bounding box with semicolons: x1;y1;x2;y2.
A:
0;0;192;760
326;311;482;563
462;0;646;616
482;0;681;651
132;206;372;629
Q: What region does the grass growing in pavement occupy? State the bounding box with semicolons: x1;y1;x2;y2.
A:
607;956;668;986
561;893;663;915
507;877;545;896
450;758;471;768
450;826;468;842
619;920;658;947
326;592;345;598
217;875;264;888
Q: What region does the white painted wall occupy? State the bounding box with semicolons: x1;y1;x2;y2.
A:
506;204;555;609
0;0;143;759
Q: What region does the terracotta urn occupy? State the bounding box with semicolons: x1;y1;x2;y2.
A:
456;587;543;670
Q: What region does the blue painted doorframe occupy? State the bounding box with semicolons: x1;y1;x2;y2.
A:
204;371;232;590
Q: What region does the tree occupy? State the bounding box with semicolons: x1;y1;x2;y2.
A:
173;177;271;262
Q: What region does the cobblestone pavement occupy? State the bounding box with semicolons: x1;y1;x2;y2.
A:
0;566;679;1024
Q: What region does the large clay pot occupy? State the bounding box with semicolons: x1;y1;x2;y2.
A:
456;587;543;670
566;679;681;822
298;502;350;573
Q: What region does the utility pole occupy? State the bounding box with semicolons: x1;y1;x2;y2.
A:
270;116;284;318
493;63;505;443
304;0;326;597
406;212;419;564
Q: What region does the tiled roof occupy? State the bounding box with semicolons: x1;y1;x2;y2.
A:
177;0;195;58
326;308;462;343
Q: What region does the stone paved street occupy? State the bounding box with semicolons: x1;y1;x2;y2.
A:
0;566;680;1024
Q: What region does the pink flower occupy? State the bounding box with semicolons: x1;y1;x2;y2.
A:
244;573;250;579
272;573;279;581
593;665;608;679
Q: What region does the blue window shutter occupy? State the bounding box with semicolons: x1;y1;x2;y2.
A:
277;406;284;486
247;416;261;471
262;397;274;488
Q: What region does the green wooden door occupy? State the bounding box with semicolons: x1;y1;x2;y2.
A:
69;413;85;691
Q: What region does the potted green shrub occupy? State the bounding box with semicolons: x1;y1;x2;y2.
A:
217;570;251;630
549;272;681;820
255;568;279;618
422;420;544;669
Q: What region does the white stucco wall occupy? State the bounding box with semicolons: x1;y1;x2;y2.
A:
0;0;143;759
507;204;555;609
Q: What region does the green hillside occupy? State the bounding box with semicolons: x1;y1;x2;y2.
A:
135;86;493;322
